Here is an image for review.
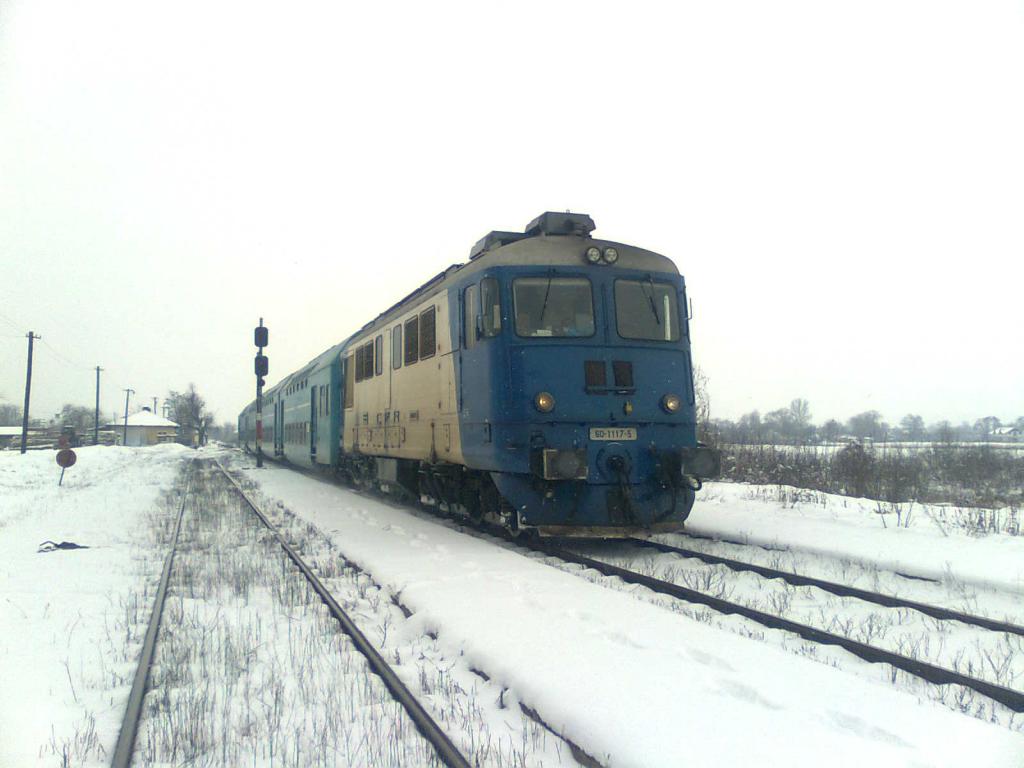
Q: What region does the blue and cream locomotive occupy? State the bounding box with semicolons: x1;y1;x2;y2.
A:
239;212;719;536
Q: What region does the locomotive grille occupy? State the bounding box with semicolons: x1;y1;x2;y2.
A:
584;360;606;388
612;361;634;388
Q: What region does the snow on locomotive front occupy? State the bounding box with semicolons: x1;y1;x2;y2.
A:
456;211;720;536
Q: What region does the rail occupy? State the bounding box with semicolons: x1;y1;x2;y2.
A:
630;537;1024;638
213;459;472;768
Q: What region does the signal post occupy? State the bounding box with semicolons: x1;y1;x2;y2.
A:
254;319;269;468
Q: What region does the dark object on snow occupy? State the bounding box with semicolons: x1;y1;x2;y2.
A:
37;540;90;553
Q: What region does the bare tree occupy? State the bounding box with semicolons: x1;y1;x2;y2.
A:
764;408;794;444
788;398;812;443
0;402;21;427
208;420;237;444
737;410;763;444
693;365;713;445
847;410;884;441
899;414;925;442
166;384;215;446
973;416;1001;440
820;419;842;443
54;404;93;432
930;420;956;444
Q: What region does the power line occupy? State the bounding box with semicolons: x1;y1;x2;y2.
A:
0;311;23;333
39;338;93;371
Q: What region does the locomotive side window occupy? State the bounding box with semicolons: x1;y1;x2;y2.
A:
419;307;436;359
375;335;383;376
363;341;374;379
481;277;502;336
512;277;594;338
392;325;402;369
356;342;375;381
614;279;680;341
344;355;354;408
404;316;419;365
464;285;478;349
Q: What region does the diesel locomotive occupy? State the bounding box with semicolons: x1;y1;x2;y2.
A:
239;212;720;536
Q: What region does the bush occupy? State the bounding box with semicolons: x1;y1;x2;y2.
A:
718;442;1023;509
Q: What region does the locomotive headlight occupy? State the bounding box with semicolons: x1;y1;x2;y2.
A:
534;391;556;413
661;393;682;413
603;247;619;264
584;247;602;264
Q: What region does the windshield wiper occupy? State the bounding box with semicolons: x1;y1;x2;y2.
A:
640;275;661;326
539;270;555;326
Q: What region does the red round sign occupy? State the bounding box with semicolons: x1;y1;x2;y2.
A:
56;449;77;469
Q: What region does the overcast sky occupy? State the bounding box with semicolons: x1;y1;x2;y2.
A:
1;0;1021;429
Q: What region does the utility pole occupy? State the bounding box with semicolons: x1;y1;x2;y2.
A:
94;366;103;446
122;388;134;445
20;332;39;454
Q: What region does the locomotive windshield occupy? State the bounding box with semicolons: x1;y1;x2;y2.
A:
614;278;680;341
513;277;595;337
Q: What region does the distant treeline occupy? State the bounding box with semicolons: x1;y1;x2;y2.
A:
702;399;1023;447
695;397;1024;510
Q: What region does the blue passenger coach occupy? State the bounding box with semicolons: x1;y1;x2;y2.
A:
241;212;719;537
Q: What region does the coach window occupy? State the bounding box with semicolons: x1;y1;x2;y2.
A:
614;279;680;342
464;284;478;349
404;316;419;365
392;326;402;369
513;276;595;338
481;277;502;337
344;355;354;408
362;341;375;380
420;307;436;359
375;335;383;376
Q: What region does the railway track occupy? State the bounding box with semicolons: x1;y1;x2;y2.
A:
110;460;195;768
111;459;472;768
399;495;1024;715
627;536;1024;638
528;538;1024;714
236;450;1024;719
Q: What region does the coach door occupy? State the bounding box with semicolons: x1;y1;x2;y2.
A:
275;399;284;455
309;388;317;458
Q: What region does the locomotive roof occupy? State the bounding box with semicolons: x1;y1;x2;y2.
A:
352;218;679;337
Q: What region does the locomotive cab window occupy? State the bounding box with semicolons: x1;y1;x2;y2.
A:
481;277;502;337
375;335;383;376
614;279;680;342
513;277;594;338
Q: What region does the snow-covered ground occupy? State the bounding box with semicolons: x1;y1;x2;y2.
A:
686;482;1024;593
3;447;1024;767
0;444;193;767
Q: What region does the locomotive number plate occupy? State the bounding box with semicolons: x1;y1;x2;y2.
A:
590;427;637;441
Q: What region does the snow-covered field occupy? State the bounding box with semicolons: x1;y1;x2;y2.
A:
0;444;193;766
2;446;1024;767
